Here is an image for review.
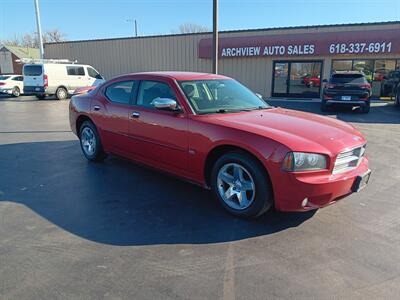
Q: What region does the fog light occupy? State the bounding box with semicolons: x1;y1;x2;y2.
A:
301;198;308;207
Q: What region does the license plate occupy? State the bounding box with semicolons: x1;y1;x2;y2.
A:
341;96;351;101
352;170;371;193
35;87;41;91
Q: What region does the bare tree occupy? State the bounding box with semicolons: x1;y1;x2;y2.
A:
1;29;67;48
45;29;66;43
172;23;210;34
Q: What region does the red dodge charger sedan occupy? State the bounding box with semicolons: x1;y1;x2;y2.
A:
69;72;371;218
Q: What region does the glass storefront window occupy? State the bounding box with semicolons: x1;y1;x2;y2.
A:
352;60;374;82
373;60;396;81
332;60;352;72
272;61;322;97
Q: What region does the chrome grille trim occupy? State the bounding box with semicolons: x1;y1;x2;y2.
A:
333;144;366;174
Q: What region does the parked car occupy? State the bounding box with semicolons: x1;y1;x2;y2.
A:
381;70;400;97
0;74;24;97
321;72;371;113
302;74;320;87
22;60;105;100
70;72;370;218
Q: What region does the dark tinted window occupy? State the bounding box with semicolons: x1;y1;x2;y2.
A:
105;81;136;104
23;65;42;76
330;74;367;84
12;76;23;81
87;67;102;79
67;66;85;76
0;75;11;80
137;81;176;108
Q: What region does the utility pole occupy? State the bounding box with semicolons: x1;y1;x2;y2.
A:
127;19;138;37
34;0;44;59
212;0;218;74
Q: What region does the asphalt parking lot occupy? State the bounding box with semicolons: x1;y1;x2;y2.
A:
1;94;400;299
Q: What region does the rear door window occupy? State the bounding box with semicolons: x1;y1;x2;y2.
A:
66;66;85;76
23;65;43;76
0;75;11;80
105;81;137;105
331;74;367;84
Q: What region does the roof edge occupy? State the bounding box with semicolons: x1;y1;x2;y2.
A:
44;20;400;46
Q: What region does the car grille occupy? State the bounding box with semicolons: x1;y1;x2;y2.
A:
333;145;366;174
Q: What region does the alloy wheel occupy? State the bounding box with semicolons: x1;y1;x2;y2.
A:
217;163;255;210
81;127;97;156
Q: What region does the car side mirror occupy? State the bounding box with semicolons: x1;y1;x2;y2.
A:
255;93;263;99
151;97;180;111
322;79;328;83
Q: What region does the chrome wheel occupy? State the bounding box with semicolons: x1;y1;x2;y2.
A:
217;163;255;210
81;127;96;156
57;88;67;100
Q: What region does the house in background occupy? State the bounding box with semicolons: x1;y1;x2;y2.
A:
0;45;39;74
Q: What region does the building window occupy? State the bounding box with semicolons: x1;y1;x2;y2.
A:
332;60;352;72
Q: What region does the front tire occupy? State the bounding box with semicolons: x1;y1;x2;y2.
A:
56;87;68;100
12;86;20;97
79;121;107;162
211;151;273;218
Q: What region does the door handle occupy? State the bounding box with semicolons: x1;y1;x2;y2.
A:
93;105;100;111
131;111;140;118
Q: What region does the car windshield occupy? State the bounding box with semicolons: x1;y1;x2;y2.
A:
178;79;270;114
0;75;11;80
330;74;367;84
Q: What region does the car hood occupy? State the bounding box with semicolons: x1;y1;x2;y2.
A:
200;107;366;154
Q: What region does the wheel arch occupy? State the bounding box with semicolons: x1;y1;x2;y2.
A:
203;144;272;188
76;114;94;137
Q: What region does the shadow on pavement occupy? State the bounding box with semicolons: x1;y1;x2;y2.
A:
268;99;400;124
0;140;315;246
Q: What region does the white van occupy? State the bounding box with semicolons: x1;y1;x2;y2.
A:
22;60;105;100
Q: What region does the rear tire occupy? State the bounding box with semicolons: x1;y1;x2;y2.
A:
12;86;20;97
210;151;273;218
79;120;107;162
361;100;370;114
56;87;68;100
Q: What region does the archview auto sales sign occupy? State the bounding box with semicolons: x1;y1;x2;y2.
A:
198;29;400;58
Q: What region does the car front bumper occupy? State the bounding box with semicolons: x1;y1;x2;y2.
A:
274;156;370;212
0;88;14;94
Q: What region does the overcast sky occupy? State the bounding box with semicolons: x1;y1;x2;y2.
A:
1;0;399;41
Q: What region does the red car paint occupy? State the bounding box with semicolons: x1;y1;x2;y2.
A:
69;72;369;212
303;75;320;87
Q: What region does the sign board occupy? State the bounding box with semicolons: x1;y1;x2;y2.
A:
198;29;400;58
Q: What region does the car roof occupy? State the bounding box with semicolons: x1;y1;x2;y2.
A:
332;71;364;75
122;71;231;81
0;74;19;77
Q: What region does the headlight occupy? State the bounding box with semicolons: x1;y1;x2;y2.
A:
282;152;327;172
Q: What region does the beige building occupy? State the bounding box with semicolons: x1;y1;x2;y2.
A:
44;21;400;98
